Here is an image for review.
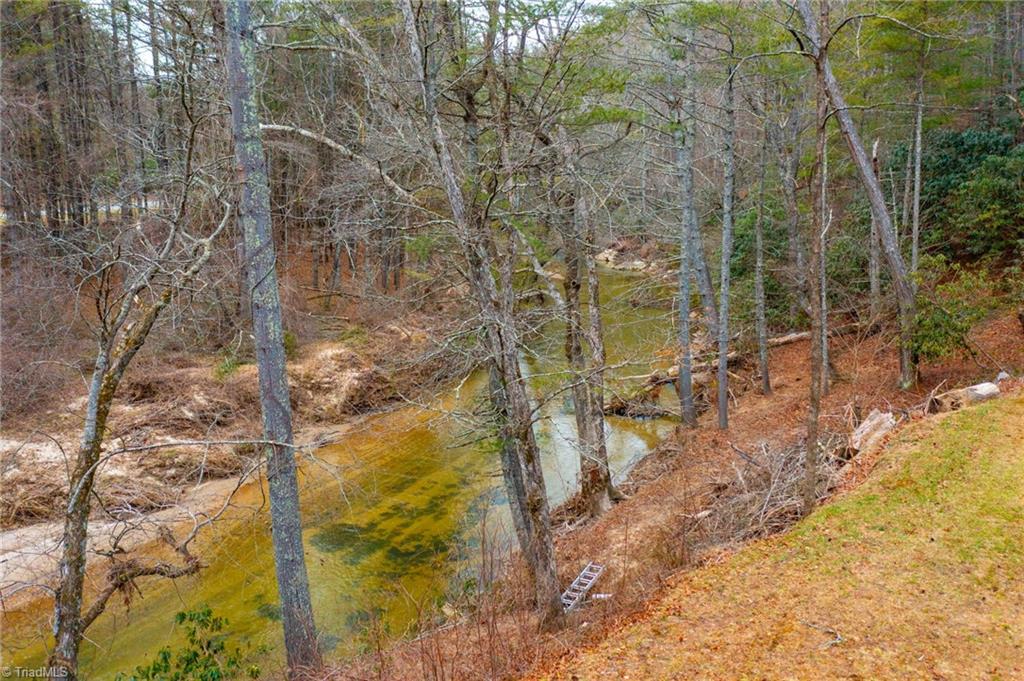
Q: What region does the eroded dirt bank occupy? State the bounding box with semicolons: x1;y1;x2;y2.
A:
0;312;467;604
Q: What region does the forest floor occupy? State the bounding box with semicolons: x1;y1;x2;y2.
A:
536;391;1024;681
332;311;1024;680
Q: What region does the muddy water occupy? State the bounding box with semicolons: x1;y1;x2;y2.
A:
3;269;677;677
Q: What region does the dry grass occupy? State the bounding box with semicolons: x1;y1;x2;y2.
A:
0;452;252;529
0;467;67;528
316;311;1024;681
538;393;1024;680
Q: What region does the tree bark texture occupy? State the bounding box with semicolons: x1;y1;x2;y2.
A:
222;1;321;673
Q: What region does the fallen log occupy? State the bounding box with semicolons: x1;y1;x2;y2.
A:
638;325;862;390
930;382;1000;413
844;409;896;458
604;372;712;417
767;330;811;347
606;325;866;418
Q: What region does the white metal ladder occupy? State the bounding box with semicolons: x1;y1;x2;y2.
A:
560;561;604;612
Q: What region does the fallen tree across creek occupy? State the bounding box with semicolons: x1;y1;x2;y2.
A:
605;327;859;418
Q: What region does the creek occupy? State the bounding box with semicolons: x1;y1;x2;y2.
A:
3;268;678;678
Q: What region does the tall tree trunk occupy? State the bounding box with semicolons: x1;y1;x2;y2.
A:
819;127;835;393
755;122;771;395
912;57;925;278
580;187;615;513
222;2;321;674
123;0;147;214
669;38;698;426
33;10;62;236
673;112;697;426
716;64;736;430
488;365;536;574
672;31;718;339
556;130;612;517
561;196;600;509
147;0;167;171
769;112;810;319
869;140;883;322
640;125;650;217
803;0;828;519
49;354;116;679
106;0;129;220
819;127;832;395
330;237;342;291
797;0;917;389
900;137;912;235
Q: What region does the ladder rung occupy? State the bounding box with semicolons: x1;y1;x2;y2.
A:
560;562;606;612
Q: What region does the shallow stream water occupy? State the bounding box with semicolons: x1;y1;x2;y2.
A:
3;269;677;677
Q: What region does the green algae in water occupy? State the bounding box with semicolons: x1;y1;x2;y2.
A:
1;269;676;677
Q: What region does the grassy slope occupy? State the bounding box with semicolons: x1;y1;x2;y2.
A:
541;394;1024;680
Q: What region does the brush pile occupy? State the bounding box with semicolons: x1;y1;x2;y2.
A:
687;433;848;552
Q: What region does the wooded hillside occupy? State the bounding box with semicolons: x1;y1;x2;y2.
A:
1;1;1022;679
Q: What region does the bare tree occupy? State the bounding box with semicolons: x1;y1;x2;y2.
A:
46;137;229;681
221;0;321;672
795;0;918;389
755;120;771;396
668;27;700;427
716;59;737;430
869;139;883;322
399;0;563;629
554;128;615;516
802;0;829;517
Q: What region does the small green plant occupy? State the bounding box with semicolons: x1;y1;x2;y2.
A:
282;330;299;360
912;255;998;362
116;607;260;681
213;354;241;380
337;324;369;345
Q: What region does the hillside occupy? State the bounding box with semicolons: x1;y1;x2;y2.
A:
3;1;1023;677
538;394;1024;680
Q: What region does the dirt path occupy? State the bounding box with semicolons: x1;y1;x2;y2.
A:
537;394;1024;680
